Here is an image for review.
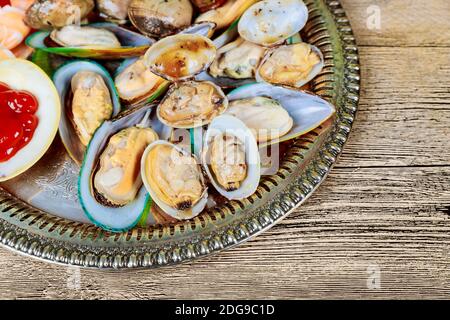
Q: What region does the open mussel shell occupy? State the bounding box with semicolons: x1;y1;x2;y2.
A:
238;0;308;47
54;60;121;165
227;83;336;148
26;23;154;59
144;34;217;82
141;141;208;221
256;43;325;89
114;57;170;106
78;105;161;232
202;115;261;200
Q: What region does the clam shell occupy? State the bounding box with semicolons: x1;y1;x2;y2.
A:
144;34;217;82
256;43;324;89
26;23;154;59
53;60;121;165
238;0;308;47
78;104;158;232
128;0;194;38
156;81;228;129
141;140;208;220
202;115;261;200
227;83;336;148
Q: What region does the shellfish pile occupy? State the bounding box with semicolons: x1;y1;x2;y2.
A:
10;0;336;232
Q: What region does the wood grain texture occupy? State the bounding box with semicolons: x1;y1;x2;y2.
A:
340;0;450;47
1;0;450;299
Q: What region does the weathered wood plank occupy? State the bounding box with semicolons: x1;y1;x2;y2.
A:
340;0;450;47
0;167;449;299
338;46;450;167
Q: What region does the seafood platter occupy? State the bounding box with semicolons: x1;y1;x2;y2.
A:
0;0;359;268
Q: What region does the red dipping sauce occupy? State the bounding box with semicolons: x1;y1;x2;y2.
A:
0;82;39;162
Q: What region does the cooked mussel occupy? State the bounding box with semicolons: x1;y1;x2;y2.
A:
94;126;159;207
53;60;121;165
71;71;114;146
25;0;95;30
141;141;208;220
26;22;153;59
79;105;162;232
50;25;122;49
226;97;293;143
157;81;228;128
257;42;324;89
227;83;336;147
128;0;194;38
115;57;168;105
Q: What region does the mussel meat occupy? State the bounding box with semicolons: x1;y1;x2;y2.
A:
71;71;114;146
94;126;159;206
225;97;293;143
50;25;122;48
158;81;227;128
115;57;167;105
25;0;95;30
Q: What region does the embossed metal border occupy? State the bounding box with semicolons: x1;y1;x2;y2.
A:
0;0;359;269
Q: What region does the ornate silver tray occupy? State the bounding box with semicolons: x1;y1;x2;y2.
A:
0;0;359;269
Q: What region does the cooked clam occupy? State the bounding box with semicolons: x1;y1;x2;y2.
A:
210;133;247;191
25;0;95;30
115;57;168;105
128;0;193;38
195;0;258;30
97;0;132;23
257;42;324;88
144;34;217;81
209;37;266;79
158;81;227;128
225;97;293;143
71;71;114;146
238;0;308;47
50;25;122;49
141;141;208;220
94;126;159;206
202;115;260;200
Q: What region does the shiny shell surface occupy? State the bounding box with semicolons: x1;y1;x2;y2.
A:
238;0;308;47
144;34;217;81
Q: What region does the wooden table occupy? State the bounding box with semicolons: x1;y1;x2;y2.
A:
1;0;449;299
